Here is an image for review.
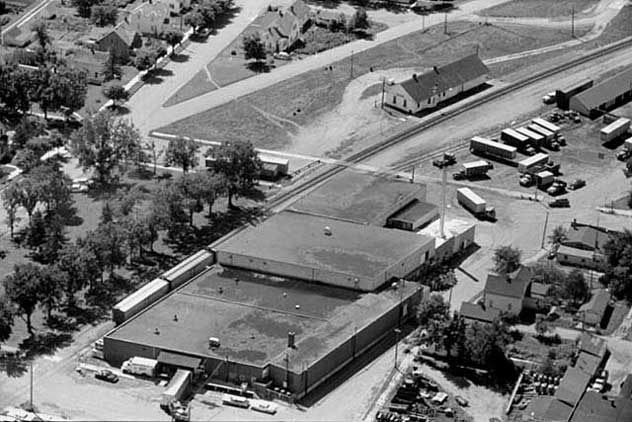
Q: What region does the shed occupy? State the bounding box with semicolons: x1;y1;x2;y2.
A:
575;351;602;377
578;333;608;359
157;350;203;371
569;67;632;117
386;199;439;231
555;367;592;406
578;289;610;327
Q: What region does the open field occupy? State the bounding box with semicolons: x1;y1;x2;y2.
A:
167;15;387;107
158;20;586;152
479;0;600;18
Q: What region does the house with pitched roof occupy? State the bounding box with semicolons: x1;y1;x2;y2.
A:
385;54;489;114
258;0;313;53
556;220;619;270
459;301;500;325
125;1;172;37
81;27;142;60
577;289;611;327
483;266;536;315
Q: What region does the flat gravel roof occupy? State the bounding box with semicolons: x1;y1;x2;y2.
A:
108;267;419;371
216;211;432;279
290;169;423;224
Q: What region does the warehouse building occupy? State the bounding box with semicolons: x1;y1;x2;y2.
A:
104;266;426;399
556;78;593;110
290;169;429;227
569;67;632;118
215;210;435;291
385;54;489;114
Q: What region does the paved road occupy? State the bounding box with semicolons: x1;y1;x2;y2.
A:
129;0;515;135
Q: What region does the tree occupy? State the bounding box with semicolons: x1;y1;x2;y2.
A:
443;313;467;361
102;50;122;82
56;241;100;306
30;164;73;215
134;49;157;72
0;65;34;116
3;264;44;334
330;13;347;32
2;182;22;239
549;225;568;247
145;138;164;175
72;0;99;17
71;112;142;184
211;142;262;208
563;269;589;305
31;22;50;50
36;269;61;321
151;181;188;236
535;315;550;338
493;245;522;274
242;33;266;62
164;137;199;173
91;222;128;277
464;319;514;381
416;294;450;347
0;296;14;345
12;147;39;172
164;30;184;56
122;213;158;259
103;85;129;108
36;213;66;265
349;7;369;30
16;177;42;225
90;3;118;26
184;10;205;32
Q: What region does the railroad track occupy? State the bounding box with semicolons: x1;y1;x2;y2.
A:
265;36;632;211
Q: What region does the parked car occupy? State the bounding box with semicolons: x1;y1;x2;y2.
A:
251;402;277;415
95;369;119;383
549;198;570;208
542;92;556;104
568;179;586;190
455;395;469;407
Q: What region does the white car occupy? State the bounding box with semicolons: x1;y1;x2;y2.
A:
71;183;89;193
542;92;556;104
251;402;277;415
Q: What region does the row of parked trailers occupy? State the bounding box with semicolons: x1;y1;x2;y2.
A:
112;248;217;325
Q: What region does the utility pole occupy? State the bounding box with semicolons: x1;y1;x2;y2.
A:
444;13;448;34
571;7;575;38
394;328;402;370
350;50;354;79
381;77;386;108
440;165;447;238
410;166;415;183
541;211;549;249
29;361;33;411
422;14;425;32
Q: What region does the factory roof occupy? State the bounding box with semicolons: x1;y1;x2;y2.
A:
387;199;438;224
525;396;572;422
570;392;632;422
571;67;632;111
575;351;602;377
290;169;424;225
398;54;489;103
555;367;592;406
216;211;433;280
107;266;419;372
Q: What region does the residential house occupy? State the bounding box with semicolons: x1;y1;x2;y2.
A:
530;282;553;311
385;54;489;114
64;48;109;85
578;333;608;360
577;289;611;327
125;1;172;37
458;301;500;325
483;266;536;315
157;0;192;13
258;0;313;53
313;8;339;27
81;27;141;61
556;220;619;270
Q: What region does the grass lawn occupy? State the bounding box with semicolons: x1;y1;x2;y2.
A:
479;0;600;18
166;10;387;107
507;332;576;374
80;65;138;116
158;20;586;149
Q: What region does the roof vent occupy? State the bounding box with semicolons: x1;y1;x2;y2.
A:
324;226;332;236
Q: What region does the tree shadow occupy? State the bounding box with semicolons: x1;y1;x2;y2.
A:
20;332;73;359
170;53;190;63
207;6;242;35
57;205;83;227
246;61;272;73
142;68;174;85
110;105;131;116
0;355;28;377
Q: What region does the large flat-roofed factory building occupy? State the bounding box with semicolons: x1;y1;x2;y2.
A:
103;169;474;400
